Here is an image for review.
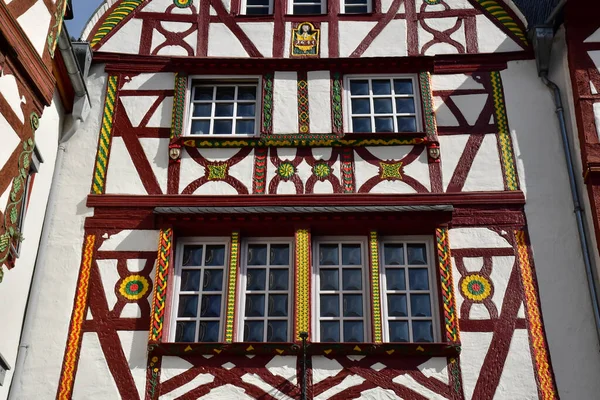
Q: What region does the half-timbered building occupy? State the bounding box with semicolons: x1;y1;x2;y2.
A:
8;0;600;399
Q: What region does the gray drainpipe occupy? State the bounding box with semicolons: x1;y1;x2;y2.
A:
531;0;600;342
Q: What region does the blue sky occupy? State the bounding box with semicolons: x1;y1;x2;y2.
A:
66;0;105;39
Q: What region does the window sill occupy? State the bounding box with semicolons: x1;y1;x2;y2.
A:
148;341;460;357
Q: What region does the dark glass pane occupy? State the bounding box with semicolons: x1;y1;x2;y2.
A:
352;117;372;132
190;120;210;135
375;117;394;132
235;119;255;134
372;79;391;95
342;244;361;265
216;86;235;100
193;103;212;117
269;269;289;290
203;269;223;291
215;103;234;117
351;98;370;114
200;295;222;317
385;268;406;291
320;321;340;342
397;117;417;132
198;321;220;342
413;321;434;342
269;294;288;317
343;294;363;317
270;244;290;265
175;321;196;342
248;244;268;265
293;4;322;14
246;7;270;15
320;294;340;317
238;86;257;100
395;98;415;113
267;320;288;342
178;295;198;317
384;243;404;265
407;244;427;265
244;321;264;341
409;268;429;290
180;270;201;291
387;294;407;317
193;86;213;101
213;120;233;134
247;268;266;290
320;269;339;291
319;244;339;265
389;321;409;342
342;269;362;290
205;245;225;266
374;98;393;114
183;245;203;266
237;103;256;117
345;5;368;13
245;294;265;317
343;321;364;342
410;294;432;317
394;79;414;94
350;80;369;95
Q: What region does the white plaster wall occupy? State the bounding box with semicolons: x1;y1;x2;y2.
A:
273;72;298;134
503;59;600;399
7;66;107;400
16;1;52;57
0;92;63;400
307;71;332;134
100;18;143;54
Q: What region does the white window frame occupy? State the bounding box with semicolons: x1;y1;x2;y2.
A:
312;237;371;343
343;74;422;133
241;0;273;15
170;237;230;343
289;0;327;14
379;236;440;343
341;0;372;13
185;75;262;137
237;238;295;342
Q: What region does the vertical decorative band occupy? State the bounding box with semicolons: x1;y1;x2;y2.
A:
295;229;311;340
490;71;519;191
90;0;145;47
262;73;274;134
252;147;268;194
419;72;437;140
331;72;343;134
369;231;383;343
91;75;119;195
340;147;355;193
515;230;557;400
57;234;96;399
171;73;188;140
297;71;310;133
436;228;460;343
224;232;240;342
149;228;173;342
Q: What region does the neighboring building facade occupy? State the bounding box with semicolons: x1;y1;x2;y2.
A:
8;1;600;400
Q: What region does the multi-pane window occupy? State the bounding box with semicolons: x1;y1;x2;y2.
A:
343;0;371;13
292;0;326;14
172;242;228;342
315;241;367;342
240;241;293;342
243;0;272;15
381;240;437;342
188;79;259;136
346;76;419;133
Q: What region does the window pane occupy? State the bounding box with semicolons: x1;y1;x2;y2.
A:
397;117;417;132
319;244;339;265
410;294;432;317
350;80;369;95
389;321;409;342
247;268;266;290
270;244;290;265
384;243;404;265
320;294;340;317
342;269;362;290
178;295;198;317
246;294;265;317
267;320;288;342
375;117;394;132
395;98;415;114
190;120;210;135
181;270;201;291
198;321;220;342
412;321;434;342
216;87;235;100
183;245;203;266
387;294;407;317
194;86;213;101
342;244;361;265
238;86;257;100
407;244;427;265
345;5;368;13
374;98;393;114
215;103;234;117
343;294;363;317
320;269;339;291
246;6;270;15
343;321;364;342
320;321;340;342
385;268;406;291
200;295;222;317
351;98;371;114
409;268;429;290
372;79;391;95
394;79;414;94
203;269;223;291
237;103;256;117
244;321;264;341
205;245;226;266
352;117;372;132
269;269;289;290
294;4;322;14
175;321;196;342
268;294;288;316
248;244;268;265
213;120;233;134
193;103;212;117
235;120;255;134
